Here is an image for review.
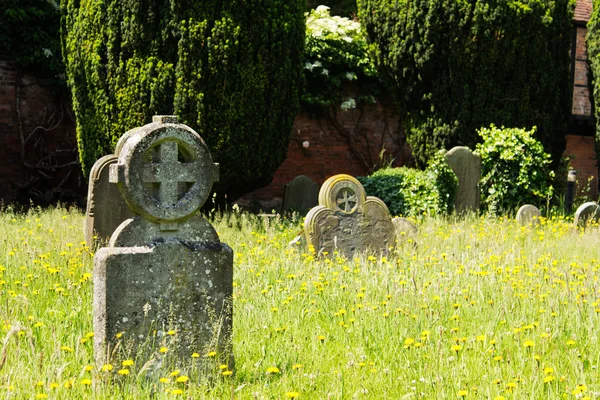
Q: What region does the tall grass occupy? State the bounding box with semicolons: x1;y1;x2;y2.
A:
1;207;599;399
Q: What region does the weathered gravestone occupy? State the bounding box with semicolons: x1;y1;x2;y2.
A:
445;146;481;214
574;202;600;227
93;116;233;370
282;175;319;216
84;155;135;245
516;205;541;226
392;217;418;245
304;174;396;258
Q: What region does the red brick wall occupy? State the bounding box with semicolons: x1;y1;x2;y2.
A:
0;59;84;205
573;26;593;116
236;93;411;211
563;135;598;197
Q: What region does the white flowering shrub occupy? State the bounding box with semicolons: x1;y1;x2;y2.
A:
302;6;379;112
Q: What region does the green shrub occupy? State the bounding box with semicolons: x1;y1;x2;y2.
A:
61;0;305;200
306;0;358;17
476;125;555;213
357;0;573;168
302;6;379;113
358;151;457;217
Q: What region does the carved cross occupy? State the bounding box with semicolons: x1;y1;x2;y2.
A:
336;188;357;213
142;141;198;204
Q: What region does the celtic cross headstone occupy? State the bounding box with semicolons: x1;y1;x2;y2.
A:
93;116;233;372
304;174;396;258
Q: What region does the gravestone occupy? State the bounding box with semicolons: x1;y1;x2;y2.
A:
93;116;233;371
445;147;481;214
516;205;541;226
304;174;396;258
282;175;319;216
392;217;418;245
84;155;135;245
574;202;600;227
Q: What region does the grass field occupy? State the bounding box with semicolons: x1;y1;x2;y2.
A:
1;207;600;399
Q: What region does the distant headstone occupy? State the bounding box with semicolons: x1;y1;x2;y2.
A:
516;205;541;226
574;202;600;227
93;116;233;371
84;155;134;245
445;146;481;213
282;175;319;216
304;174;396;258
392;217;418;244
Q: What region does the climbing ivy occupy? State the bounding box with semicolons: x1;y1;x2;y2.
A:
357;0;574;168
0;0;65;92
587;0;600;180
61;0;305;200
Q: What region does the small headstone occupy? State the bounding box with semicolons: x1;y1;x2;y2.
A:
282;175;319;216
93;116;233;372
445;146;481;214
84;155;135;245
392;217;418;245
304;174;396;258
516;205;541;226
574;202;600;227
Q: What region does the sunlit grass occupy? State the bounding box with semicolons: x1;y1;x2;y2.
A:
1;207;600;398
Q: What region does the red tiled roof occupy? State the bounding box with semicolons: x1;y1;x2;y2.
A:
575;0;592;23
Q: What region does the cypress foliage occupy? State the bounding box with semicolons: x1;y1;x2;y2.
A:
61;0;305;199
587;0;600;177
357;0;574;168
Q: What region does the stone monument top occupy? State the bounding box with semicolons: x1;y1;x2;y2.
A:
109;115;219;225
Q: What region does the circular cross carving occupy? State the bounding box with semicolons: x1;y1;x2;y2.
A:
112;120;218;222
319;174;366;214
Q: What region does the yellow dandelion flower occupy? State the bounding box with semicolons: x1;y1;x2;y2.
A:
266;366;280;374
286;392;300;398
159;378;170;383
317;335;326;342
122;359;134;367
117;369;129;375
101;364;113;372
35;394;48;399
170;369;180;377
292;364;302;370
175;376;189;383
159;347;168;353
457;389;468;397
206;351;217;357
171;389;183;395
81;379;92;386
543;376;555;383
222;370;233;376
84;365;93;372
191;352;200;358
523;340;534;348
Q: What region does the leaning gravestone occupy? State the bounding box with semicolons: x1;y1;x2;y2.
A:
574;202;600;227
516;204;541;226
93;116;233;371
84;155;134;245
304;174;396;258
282;175;319;216
445;146;481;214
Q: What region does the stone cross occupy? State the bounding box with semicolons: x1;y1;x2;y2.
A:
281;175;318;216
445;146;481;214
304;174;396;258
516;204;541;226
93;116;232;373
84;155;134;245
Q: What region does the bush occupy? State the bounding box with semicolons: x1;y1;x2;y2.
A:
357;0;573;168
306;0;358;17
476;125;555;213
358;151;457;217
302;6;379;113
61;0;305;200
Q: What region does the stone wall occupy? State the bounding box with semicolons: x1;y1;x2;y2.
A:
235;95;412;211
0;60;85;206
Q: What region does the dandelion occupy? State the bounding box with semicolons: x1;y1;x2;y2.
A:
206;351;217;357
122;359;134;367
118;369;129;375
81;379;92;386
286;392;300;398
101;364;114;372
171;389;184;395
159;378;170;383
266;366;281;374
317;335;326;342
170;369;180;377
292;364;302;370
523;340;534;348
191;352;200;358
451;344;462;352
222;370;233;376
35;394;48;399
175;376;189;383
159;347;168;353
